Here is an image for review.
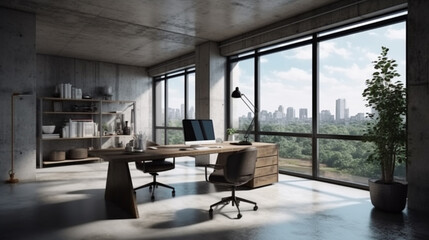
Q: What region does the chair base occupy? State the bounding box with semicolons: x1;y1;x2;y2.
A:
134;173;175;201
209;188;257;219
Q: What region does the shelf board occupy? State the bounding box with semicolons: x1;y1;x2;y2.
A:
41;136;99;140
43;157;101;166
43;111;99;115
41;97;135;104
101;135;133;138
42;97;100;102
101;100;135;104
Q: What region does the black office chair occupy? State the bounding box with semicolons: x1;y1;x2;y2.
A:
205;147;258;219
134;141;175;201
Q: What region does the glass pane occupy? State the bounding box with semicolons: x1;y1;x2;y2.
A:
261;135;312;175
318;139;383;185
167;76;184;127
187;72;195;119
155;80;165;126
167;129;184;145
318;22;406;135
156;129;165;145
260;44;312;133
230;58;255;133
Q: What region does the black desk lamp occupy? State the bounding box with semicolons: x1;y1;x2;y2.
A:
231;87;256;145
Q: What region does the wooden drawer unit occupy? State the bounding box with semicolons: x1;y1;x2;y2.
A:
246;143;279;188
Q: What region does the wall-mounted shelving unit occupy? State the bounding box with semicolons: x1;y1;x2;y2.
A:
38;97;136;168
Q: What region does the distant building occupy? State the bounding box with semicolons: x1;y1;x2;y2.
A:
299;108;308;120
336;98;349;121
350;112;365;122
286;107;295;121
320;110;334;122
278;105;284;115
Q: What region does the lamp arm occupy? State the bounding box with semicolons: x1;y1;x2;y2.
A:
241;94;255;113
240;94;257;143
244;116;255;142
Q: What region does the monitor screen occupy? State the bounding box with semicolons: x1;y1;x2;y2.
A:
182;119;216;145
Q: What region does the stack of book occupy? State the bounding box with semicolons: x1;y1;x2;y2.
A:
62;119;97;138
42;133;60;139
57;83;83;99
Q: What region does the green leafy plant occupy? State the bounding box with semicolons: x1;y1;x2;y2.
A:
362;46;407;183
226;128;237;136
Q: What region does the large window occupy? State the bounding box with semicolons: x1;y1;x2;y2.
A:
228;12;406;187
154;68;195;145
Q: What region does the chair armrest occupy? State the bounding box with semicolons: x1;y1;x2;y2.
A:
204;164;223;182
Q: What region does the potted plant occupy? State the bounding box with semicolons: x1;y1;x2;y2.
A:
226;128;237;142
362;46;407;212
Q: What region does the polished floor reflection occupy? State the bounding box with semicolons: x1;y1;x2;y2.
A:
1;158;428;240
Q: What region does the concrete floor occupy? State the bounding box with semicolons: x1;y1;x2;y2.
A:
1;158;428;240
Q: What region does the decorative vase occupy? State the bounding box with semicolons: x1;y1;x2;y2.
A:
228;134;238;142
368;179;408;212
123;121;131;135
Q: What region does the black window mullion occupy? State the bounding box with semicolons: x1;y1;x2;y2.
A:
164;75;168;145
184;70;188;119
312;34;319;179
255;50;260;142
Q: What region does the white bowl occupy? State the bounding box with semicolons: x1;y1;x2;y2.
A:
42;125;56;134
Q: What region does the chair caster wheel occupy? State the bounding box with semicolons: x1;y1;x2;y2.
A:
237;213;242;219
151;196;155;201
172;190;175;197
254;205;258;211
209;208;213;218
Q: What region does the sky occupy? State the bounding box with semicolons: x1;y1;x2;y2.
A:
163;18;406;121
232;21;406;118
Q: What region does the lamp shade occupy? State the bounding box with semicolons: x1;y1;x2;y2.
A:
231;87;242;98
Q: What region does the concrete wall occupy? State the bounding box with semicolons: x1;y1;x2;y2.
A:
195;41;226;139
36;54;152;163
0;8;36;182
0;7;151;181
407;0;429;213
195;41;226;165
36;54;151;136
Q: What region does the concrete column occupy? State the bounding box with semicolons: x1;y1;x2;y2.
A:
0;8;36;181
407;0;429;212
194;41;226;165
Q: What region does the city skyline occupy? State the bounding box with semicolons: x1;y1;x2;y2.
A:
164;98;367;123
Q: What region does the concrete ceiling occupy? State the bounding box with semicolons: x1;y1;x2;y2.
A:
1;0;340;67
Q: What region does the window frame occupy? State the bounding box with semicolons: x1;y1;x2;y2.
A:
153;67;195;145
227;11;407;189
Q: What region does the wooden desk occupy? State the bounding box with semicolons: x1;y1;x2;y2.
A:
95;142;278;218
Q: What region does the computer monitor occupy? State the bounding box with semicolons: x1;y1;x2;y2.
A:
182;119;216;145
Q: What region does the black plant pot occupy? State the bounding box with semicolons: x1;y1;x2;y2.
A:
368;179;408;212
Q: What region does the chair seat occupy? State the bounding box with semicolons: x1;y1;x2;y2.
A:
136;160;174;173
208;170;227;183
209;169;252;186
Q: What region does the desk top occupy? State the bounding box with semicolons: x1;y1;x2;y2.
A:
92;142;276;163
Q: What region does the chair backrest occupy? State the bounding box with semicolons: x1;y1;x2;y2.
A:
224;147;257;185
135;141;163;170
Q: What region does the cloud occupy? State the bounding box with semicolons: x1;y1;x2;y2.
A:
322;63;372;82
284;42;351;60
272;67;312;83
289;46;312;60
320;42;351;59
385;27;405;40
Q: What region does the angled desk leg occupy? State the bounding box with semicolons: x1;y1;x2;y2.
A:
105;161;139;218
